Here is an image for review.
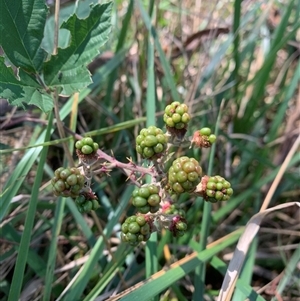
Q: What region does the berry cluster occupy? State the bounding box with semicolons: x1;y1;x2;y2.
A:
121;215;152;246
132;185;161;213
163;102;191;139
52;167;85;198
75;137;99;155
136;126;167;159
51;137;100;213
169;215;187;237
51;101;234;247
201;175;234;203
168;156;202;194
163;101;190;130
75;194;100;213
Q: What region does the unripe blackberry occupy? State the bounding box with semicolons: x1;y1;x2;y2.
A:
191;127;216;148
52;167;85;198
75;137;99;155
75;195;100;213
168;156;202;194
169;215;187;237
203;175;233;202
136;126;167;159
132;185;161;213
163;101;190;139
162;203;186;218
121;215;152;246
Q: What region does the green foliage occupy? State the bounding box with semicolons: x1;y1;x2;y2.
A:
0;0;48;72
1;0;299;301
0;0;112;112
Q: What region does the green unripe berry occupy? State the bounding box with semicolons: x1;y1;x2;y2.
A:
148;185;159;194
172;113;182;123
75;140;83;150
55;167;64;178
76;175;85;186
176;222;187;231
93;142;99;151
206;189;215;198
187;171;200;182
83;201;93;212
172;182;185;194
92;199;100;210
206;182;216;190
143;147;155;158
227;188;233;196
132;196;148;207
60;169;71;180
126;216;136;223
215;191;224;201
208;134;216;144
156;134;166;143
175;105;187;115
128;222;141;234
136;216;146;226
154;143;164;153
126;232;138;243
222;195;230;201
121;223;129;233
82;137;94;146
140;223;150;235
146;126;157;136
148;194;160;206
138;187;150;198
81;145;93;154
181;113;190;123
70;184;81;194
216;182;223;190
176;170;188;183
165;117;175;127
175;122;185;129
182;161;195;173
76;195;86;205
200;127;211;136
138;205;151;214
223;181;231;189
136;135;144;144
66;174;78;186
54;180;66;192
144;135;158;147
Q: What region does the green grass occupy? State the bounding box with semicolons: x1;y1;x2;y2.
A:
1;0;299;301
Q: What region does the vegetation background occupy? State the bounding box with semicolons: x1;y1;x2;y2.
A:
0;0;299;300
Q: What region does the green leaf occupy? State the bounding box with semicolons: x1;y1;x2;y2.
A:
43;2;112;95
0;0;48;72
0;57;53;112
42;0;100;54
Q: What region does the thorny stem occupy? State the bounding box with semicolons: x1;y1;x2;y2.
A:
92;157;158;187
64;127;159;186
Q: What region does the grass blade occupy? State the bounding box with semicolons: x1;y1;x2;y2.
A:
8;111;54;301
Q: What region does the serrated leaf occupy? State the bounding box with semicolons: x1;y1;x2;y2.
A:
0;0;48;72
43;2;112;95
0;57;53;112
42;0;98;54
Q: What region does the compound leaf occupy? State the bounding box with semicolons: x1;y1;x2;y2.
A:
0;0;48;72
43;2;112;95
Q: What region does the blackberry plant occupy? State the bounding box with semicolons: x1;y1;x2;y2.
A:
51;101;233;245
